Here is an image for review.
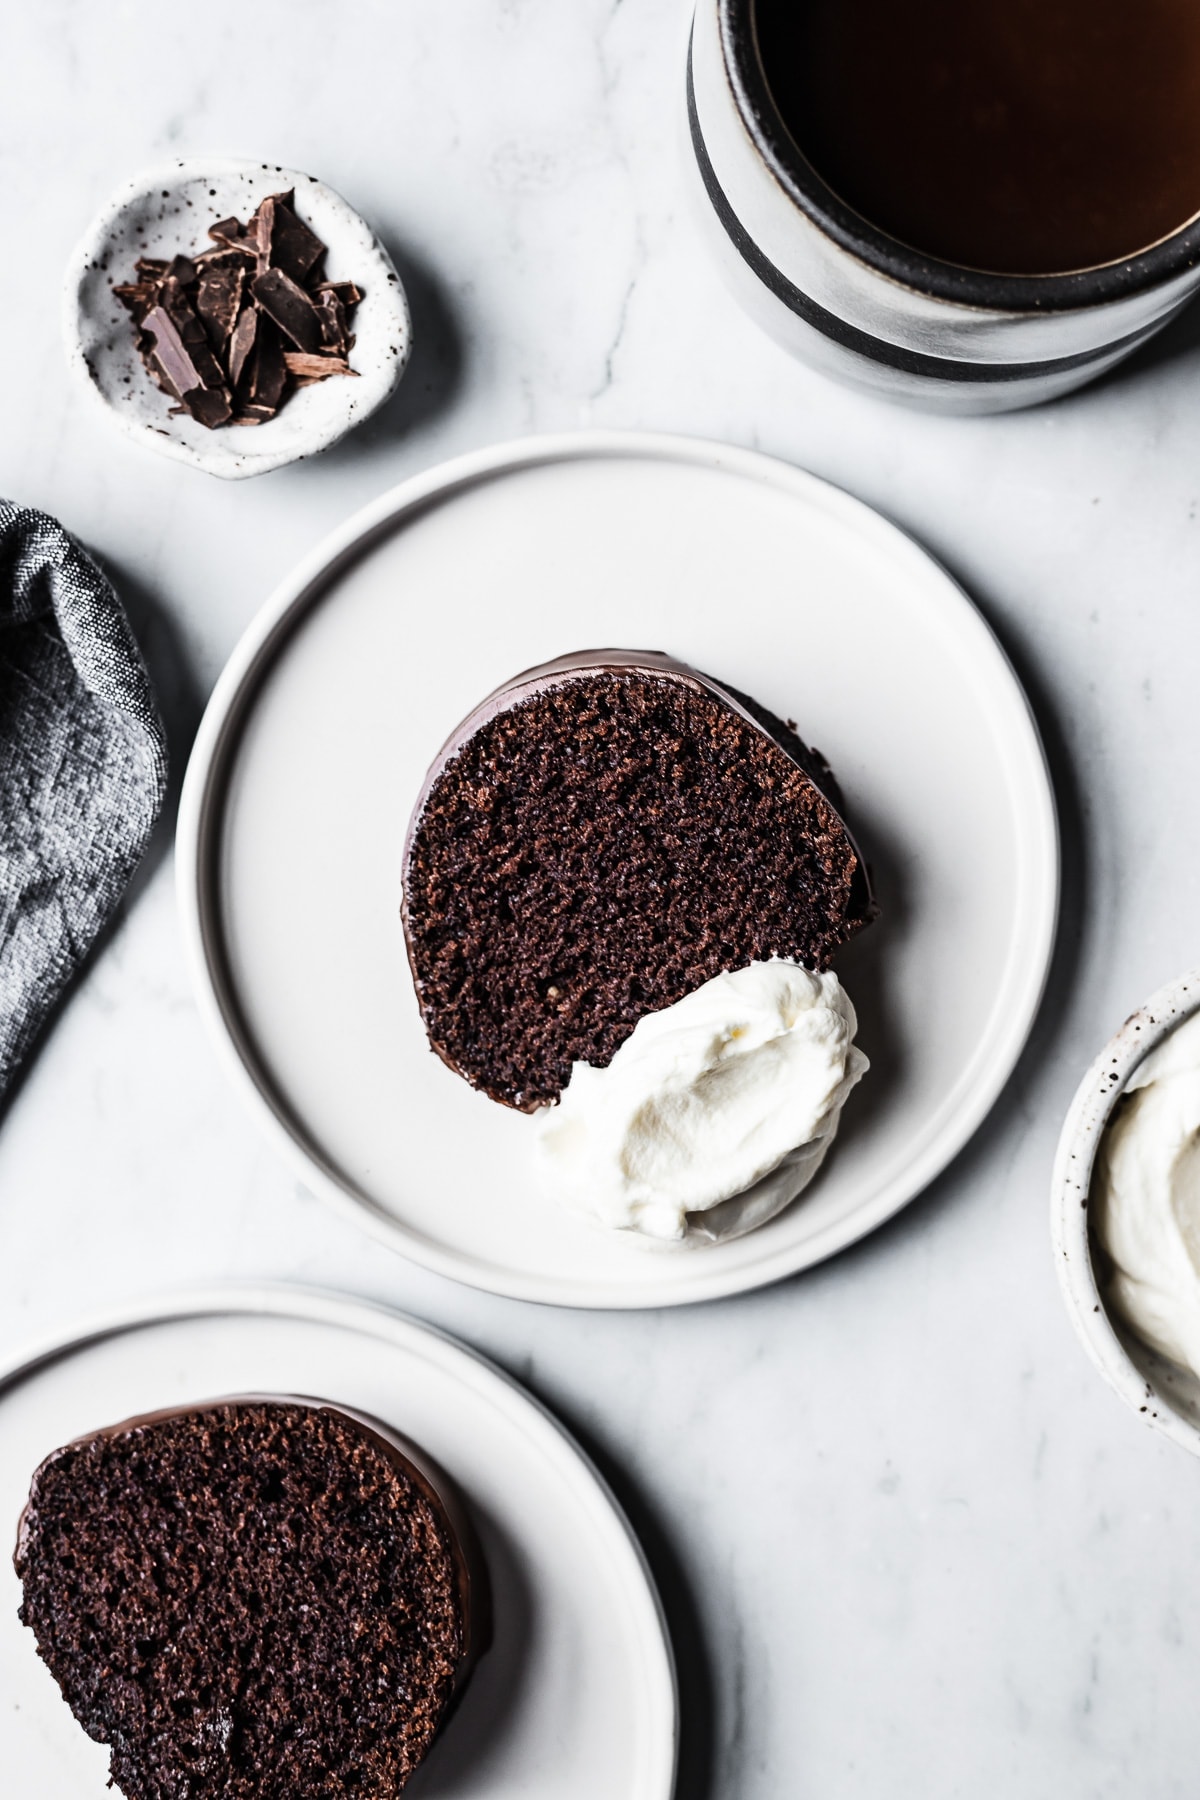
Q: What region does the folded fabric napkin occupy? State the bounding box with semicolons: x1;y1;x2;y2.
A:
0;503;167;1101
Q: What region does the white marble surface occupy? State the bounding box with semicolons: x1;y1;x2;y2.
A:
4;3;1200;1794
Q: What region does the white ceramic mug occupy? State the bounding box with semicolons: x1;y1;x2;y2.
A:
687;0;1200;414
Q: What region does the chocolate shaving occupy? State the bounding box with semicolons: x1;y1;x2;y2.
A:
119;191;362;429
283;351;356;382
227;304;258;387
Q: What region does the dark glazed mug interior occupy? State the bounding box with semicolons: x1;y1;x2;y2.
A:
719;0;1200;314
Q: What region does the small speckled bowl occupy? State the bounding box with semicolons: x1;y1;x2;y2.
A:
1052;967;1200;1455
64;157;411;479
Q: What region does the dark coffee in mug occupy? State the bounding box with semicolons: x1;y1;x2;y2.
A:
753;0;1200;274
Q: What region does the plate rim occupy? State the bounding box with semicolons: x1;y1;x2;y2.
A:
176;429;1060;1307
0;1281;679;1800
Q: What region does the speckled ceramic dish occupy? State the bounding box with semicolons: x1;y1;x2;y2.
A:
64;157;411;479
1052;967;1200;1456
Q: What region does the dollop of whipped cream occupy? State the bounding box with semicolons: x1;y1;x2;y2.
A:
536;960;868;1244
1092;1010;1200;1376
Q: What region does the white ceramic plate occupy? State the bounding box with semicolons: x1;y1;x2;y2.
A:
0;1286;676;1798
65;157;411;479
177;432;1058;1307
1052;967;1200;1456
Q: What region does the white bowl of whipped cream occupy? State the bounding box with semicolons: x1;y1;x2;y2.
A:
1053;966;1200;1455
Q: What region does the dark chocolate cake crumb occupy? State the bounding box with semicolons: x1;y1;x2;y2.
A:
113;191;360;429
402;653;877;1111
15;1400;471;1799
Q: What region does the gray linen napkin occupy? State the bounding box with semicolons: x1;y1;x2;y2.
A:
0;503;167;1099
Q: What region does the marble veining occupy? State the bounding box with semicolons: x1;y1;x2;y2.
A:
4;2;1200;1795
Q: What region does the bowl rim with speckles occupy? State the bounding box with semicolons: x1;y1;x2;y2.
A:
62;155;412;480
1052;964;1200;1456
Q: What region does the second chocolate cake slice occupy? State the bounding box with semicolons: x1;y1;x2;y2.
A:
15;1397;481;1799
402;649;877;1111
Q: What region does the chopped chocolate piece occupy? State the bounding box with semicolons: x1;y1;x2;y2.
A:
313;288;348;353
242;200;273;272
227;303;258;387
140;308;232;425
134;256;170;278
142;353;181;400
158;279;227;390
140;305;206;400
247;316;287;411
252;267;323;352
113;281;157;321
192;245;232;272
284;351;356;382
264;190;326;282
207;216;252;253
315;279;364;307
195;256;245;348
164;254;198;286
184;384;233;428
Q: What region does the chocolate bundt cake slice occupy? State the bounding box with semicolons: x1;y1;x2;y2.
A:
402;648;877;1111
15;1397;482;1799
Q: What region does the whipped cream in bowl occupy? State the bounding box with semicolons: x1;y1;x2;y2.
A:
536;960;868;1245
1053;967;1200;1455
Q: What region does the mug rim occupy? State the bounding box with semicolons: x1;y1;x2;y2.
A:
720;0;1200;315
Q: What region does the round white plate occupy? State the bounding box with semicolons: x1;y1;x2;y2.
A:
0;1286;676;1799
178;432;1058;1307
